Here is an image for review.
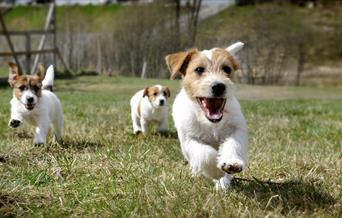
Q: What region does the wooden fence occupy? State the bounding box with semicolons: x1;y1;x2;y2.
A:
0;1;68;74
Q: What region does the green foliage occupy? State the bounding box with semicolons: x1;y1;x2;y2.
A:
0;76;341;217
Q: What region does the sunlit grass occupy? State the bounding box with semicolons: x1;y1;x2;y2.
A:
0;76;341;217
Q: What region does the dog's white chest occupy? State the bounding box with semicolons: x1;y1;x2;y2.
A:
191;118;233;148
173;90;235;148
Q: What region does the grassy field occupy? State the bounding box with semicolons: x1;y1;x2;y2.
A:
3;5;122;32
0;76;341;217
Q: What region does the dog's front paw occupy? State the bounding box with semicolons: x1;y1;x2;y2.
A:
218;159;244;174
133;129;142;135
9;119;21;128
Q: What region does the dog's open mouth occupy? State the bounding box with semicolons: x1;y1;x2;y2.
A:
25;103;35;110
196;97;226;123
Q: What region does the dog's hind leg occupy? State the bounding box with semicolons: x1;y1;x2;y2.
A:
53;113;64;143
140;117;148;133
34;121;50;145
131;113;142;134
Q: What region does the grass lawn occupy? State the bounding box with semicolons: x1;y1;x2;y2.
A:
0;76;341;217
3;4;122;32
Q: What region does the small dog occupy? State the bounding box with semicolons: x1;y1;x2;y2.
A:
8;62;64;146
165;42;248;190
130;85;170;134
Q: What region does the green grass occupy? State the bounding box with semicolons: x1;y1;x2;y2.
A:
4;5;122;32
0;67;7;78
197;3;342;64
198;4;342;41
0;76;341;217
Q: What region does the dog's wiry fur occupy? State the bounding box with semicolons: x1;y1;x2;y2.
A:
165;42;247;190
8;62;64;145
130;85;170;134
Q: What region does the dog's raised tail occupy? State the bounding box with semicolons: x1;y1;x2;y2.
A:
42;65;54;91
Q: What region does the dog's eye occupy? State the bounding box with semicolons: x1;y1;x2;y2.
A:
163;91;167;96
222;66;232;75
153;92;158;96
32;85;41;92
194;67;205;75
18;85;26;91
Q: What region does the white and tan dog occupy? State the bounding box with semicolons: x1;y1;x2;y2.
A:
165;42;247;190
8;62;64;146
130;85;170;134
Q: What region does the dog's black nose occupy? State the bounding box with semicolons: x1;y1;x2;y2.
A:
159;99;165;106
212;82;226;97
27;97;34;103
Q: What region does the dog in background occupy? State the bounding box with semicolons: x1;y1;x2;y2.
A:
130;85;170;134
8;62;64;146
165;42;247;190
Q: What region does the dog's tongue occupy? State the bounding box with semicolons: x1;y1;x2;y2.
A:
200;98;225;121
25;104;34;110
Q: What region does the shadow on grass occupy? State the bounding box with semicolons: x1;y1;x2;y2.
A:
15;131;32;139
0;156;5;163
154;130;178;139
0;191;48;217
232;177;336;213
131;130;178;139
5;128;33;140
0;192;25;217
154;131;183;162
0;78;8;88
59;137;104;151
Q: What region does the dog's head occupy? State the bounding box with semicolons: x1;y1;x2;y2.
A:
143;85;171;108
8;62;45;111
165;42;244;123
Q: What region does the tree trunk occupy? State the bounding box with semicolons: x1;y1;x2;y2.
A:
175;0;181;50
296;42;305;86
190;0;202;45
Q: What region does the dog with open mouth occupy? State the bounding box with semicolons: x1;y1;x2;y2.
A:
130;85;171;134
8;62;64;146
165;42;247;190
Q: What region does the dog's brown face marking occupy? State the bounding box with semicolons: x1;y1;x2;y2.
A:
8;62;44;100
141;85;170;109
13;76;43;100
166;48;238;100
161;86;171;98
143;86;160;102
166;48;239;122
143;86;170;102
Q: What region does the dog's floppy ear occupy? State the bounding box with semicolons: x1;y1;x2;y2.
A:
163;86;171;98
36;63;45;80
143;87;149;97
8;62;21;87
165;49;197;80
